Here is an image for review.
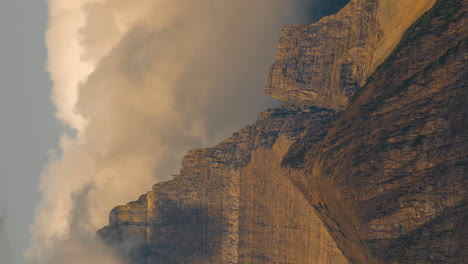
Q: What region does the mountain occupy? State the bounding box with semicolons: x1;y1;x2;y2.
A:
98;0;466;263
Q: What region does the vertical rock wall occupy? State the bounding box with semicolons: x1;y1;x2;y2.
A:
284;0;467;263
266;0;436;109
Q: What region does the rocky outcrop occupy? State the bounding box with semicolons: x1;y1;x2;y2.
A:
283;0;467;263
98;0;468;263
99;107;348;263
266;0;436;109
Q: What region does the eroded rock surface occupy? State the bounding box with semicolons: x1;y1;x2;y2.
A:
266;0;436;109
284;0;467;263
97;0;468;263
99;107;347;263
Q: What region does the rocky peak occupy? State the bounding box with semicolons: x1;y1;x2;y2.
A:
266;0;436;109
94;0;468;263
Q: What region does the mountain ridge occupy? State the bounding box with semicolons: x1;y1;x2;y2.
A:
98;0;466;263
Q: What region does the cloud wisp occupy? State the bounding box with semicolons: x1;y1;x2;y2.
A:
28;0;314;263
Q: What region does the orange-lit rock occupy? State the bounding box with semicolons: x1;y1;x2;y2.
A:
99;107;347;263
283;0;467;263
98;0;468;263
266;0;435;109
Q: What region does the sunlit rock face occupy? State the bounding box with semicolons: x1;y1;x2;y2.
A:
283;0;467;263
266;0;436;109
99;107;348;263
97;0;468;263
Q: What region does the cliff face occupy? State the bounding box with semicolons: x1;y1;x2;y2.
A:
283;0;467;263
99;0;467;263
99;107;348;263
266;0;436;109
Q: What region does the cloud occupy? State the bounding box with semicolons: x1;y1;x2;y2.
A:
28;0;316;263
45;0;97;131
30;185;124;264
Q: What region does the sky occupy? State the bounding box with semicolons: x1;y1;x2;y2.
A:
0;0;58;263
0;0;349;263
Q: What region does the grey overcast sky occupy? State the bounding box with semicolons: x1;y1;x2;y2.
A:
0;0;59;261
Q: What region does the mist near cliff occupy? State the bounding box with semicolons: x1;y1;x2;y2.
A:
26;0;346;263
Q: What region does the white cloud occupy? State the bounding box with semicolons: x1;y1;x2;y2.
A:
28;0;313;263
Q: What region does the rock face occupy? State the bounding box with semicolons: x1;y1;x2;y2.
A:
283;0;467;263
99;0;467;263
266;0;436;109
99;107;348;263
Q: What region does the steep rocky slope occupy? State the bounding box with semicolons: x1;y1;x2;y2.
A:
97;0;468;263
99;107;347;263
284;0;467;263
